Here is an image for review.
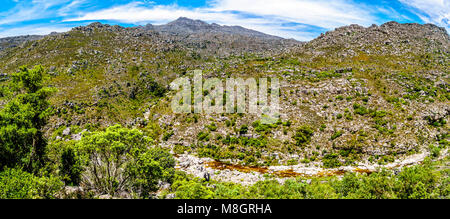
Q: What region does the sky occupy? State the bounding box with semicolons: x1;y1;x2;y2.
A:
0;0;448;41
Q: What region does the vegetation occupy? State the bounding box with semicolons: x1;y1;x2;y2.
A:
166;158;448;199
74;125;175;198
0;66;55;172
293;126;314;148
0;20;448;199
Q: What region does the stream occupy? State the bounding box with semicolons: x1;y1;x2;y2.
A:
175;149;446;186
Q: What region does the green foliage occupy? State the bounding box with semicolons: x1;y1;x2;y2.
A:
0;65;56;172
169;160;446;199
60;147;82;186
126;147;175;198
332;162;441;199
425;116;447;127
252;120;278;134
0;168;63;199
429;145;441;158
353;104;368;115
206;122;217;131
293;125;314;147
74;125;175;197
239;125;248;134
323;153;342;168
331;130;344;140
197;131;210;141
162;130;174;141
172;178;214;199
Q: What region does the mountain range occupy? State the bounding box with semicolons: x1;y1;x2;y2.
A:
0;17;448;185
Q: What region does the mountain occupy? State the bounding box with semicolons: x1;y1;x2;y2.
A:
146;17;283;40
0;35;43;52
139;17;300;56
0;19;448;179
301;21;449;58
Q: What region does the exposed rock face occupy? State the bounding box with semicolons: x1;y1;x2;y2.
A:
149;17;283;40
302;21;449;57
0;35;43;53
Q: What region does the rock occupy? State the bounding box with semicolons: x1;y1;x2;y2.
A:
60;186;85;199
97;194;113;199
166;193;176;199
62;127;71;136
71;130;87;141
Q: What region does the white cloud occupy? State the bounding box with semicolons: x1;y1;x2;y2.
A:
0;25;71;38
58;0;87;16
209;0;375;29
0;0;71;25
399;0;449;30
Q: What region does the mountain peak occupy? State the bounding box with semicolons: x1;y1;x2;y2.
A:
155;17;284;40
167;17;209;27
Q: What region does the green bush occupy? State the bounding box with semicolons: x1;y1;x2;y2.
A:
353;104;368;115
74;125;175;197
206;122;217;131
239;125;248;134
172;179;214;199
323;153;342;168
162;131;174;141
293;126;314;147
331;130;343;140
0;168;63;199
167;160;447;199
60;147;82;186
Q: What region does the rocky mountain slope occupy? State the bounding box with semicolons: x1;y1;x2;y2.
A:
0;35;43;53
0;19;448;175
300;21;449;59
146;17;283;40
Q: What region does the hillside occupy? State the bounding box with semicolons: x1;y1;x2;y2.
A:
0;35;43;53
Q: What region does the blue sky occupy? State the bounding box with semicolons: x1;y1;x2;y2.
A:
0;0;448;40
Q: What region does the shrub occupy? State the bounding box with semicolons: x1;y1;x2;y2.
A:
323;153;342;168
197;131;210;141
206;123;217;131
75;125;175;197
293;126;314;147
126;147;175;198
239;125;248;135
0;168;63;199
331;130;343;140
172;179;214;199
162;131;174;141
429;145;441;158
353;104;368;115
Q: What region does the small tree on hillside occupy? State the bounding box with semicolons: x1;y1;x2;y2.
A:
75;125;175;198
0;65;55;172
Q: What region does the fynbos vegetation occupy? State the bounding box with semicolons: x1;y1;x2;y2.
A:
0;17;448;199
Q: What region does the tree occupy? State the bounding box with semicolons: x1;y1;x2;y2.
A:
0;65;55;172
75;125;175;198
